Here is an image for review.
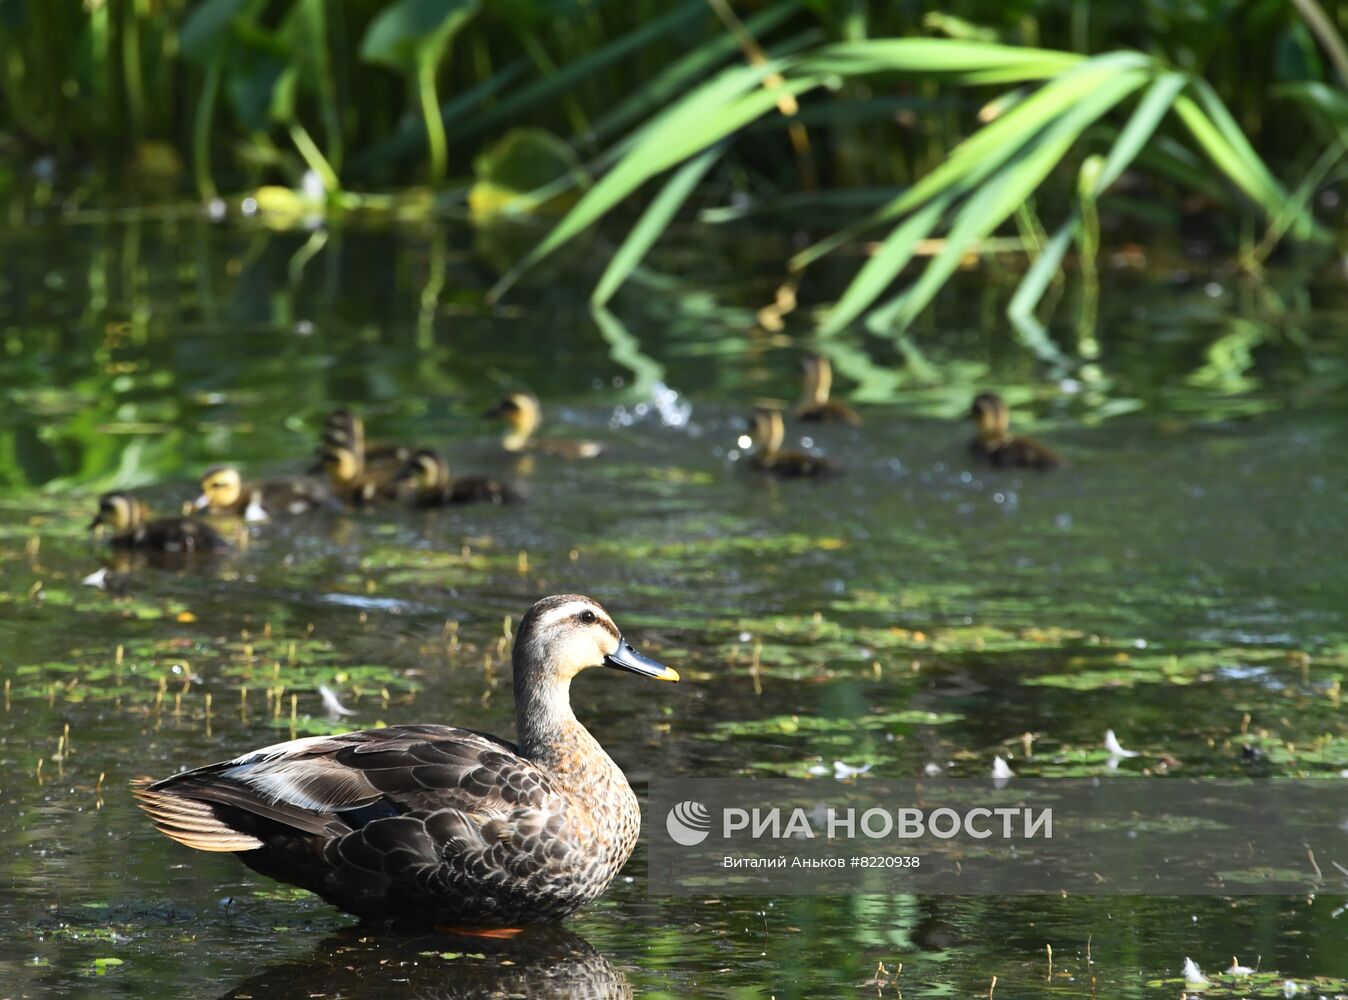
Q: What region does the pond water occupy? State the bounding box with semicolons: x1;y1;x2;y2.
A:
1;216;1346;998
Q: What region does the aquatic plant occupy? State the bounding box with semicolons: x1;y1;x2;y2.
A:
498;38;1326;345
0;1;1342;345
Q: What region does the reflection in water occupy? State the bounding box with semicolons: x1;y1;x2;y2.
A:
220;926;631;1000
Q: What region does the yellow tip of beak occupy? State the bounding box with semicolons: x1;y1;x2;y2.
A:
655;666;680;682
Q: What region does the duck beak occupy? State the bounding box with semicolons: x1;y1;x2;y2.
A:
88;514;105;531
192;494;210;510
605;638;679;682
483;401;508;419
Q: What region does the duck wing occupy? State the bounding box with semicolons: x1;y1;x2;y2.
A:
136;724;556;850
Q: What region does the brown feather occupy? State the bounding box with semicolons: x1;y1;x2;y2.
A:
134;784;263;852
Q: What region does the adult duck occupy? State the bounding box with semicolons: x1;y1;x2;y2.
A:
135;595;678;927
967;392;1064;470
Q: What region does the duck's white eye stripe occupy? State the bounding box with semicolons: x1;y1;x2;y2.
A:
537;600;605;629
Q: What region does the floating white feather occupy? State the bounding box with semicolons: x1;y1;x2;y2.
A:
1104;730;1140;758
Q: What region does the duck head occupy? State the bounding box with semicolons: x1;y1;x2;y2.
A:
969;392;1011;440
749;407;786;461
514;594;678;688
485;392;542;451
800;353;832;406
395;449;449;491
90;491;143;533
195;465;243;512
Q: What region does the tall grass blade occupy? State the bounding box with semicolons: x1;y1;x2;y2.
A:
866;67;1149;335
1175;80;1323;239
592;144;723;307
817;195;953;337
800;39;1084;76
818;59;1155;333
1006;222;1072;359
791;51;1154;270
589;2;802;144
489;66;818;301
1006;72;1186;352
348;62;528;176
1088;71;1187;195
1252;131;1348;261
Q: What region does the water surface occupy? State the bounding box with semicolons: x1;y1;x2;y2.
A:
1;217;1346;998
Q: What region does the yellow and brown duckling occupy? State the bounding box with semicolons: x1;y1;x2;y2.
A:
395;449;523;507
317;443;407;507
747;406;842;478
195;465;334;521
485;392;604;459
967;392;1063;470
91;491;232;553
319;409;412;476
135;594;678;927
795;354;861;426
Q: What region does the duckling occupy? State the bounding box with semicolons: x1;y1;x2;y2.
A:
795;354;861;426
317;443;405;507
485;392;604;459
747;407;841;478
90;491;232;553
135;594;679;927
319;409;411;477
396;449;523;507
195;465;334;521
967;392;1063;470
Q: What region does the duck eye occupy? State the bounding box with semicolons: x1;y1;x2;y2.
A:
578;610;597;625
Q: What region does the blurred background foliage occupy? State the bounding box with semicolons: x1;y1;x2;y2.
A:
2;0;1348;338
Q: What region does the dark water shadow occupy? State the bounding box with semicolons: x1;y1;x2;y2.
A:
219;924;632;1000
